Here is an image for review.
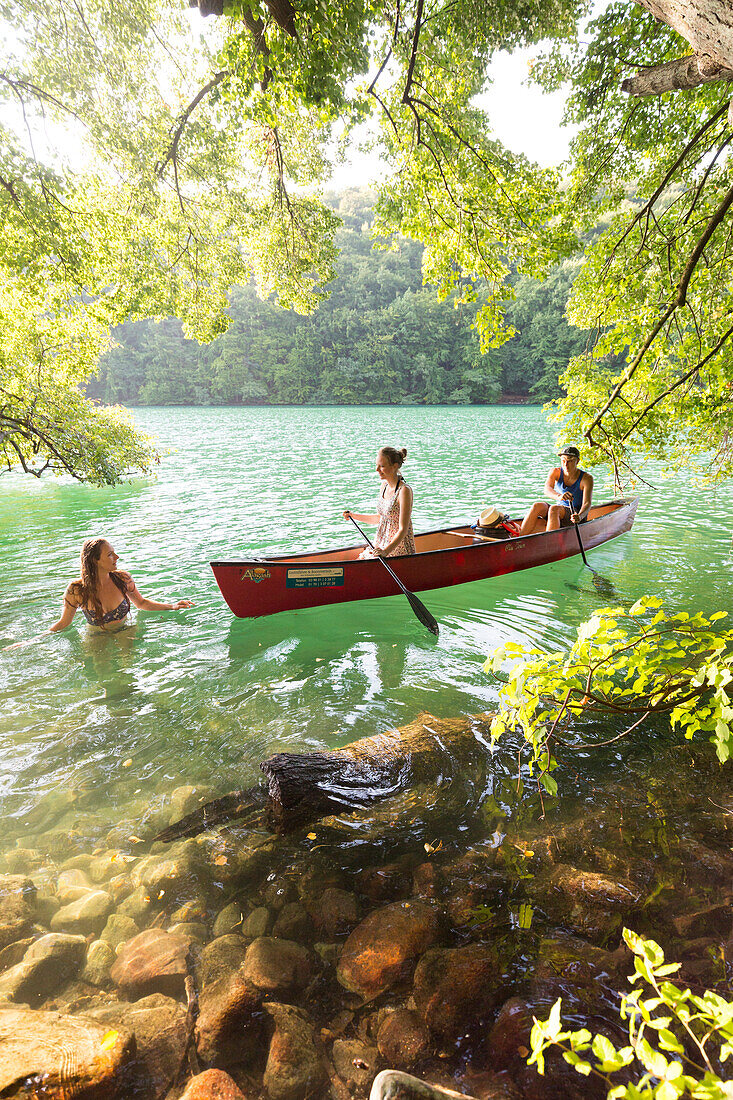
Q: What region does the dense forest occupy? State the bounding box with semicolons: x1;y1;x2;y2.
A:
86;190;587;407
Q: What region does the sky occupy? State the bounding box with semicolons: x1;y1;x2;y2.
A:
327;45;575;190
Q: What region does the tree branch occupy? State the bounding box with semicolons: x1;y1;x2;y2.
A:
156;71;227;179
585;179;733;446
622;53;733;96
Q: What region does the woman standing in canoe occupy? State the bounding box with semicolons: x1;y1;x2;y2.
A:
343;446;416;558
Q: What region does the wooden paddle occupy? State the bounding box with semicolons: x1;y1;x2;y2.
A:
346;514;439;637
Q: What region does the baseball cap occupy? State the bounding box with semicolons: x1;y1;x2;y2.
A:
559;446;580;458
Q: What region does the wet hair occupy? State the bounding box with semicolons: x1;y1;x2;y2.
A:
379;446;407;468
69;538;127;621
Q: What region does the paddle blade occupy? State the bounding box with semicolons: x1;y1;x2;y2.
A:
406;590;439;637
591;570;620;601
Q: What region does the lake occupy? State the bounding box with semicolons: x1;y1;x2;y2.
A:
1;405;731;1097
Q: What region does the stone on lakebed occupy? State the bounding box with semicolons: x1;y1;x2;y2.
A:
180;1068;250;1100
242;937;312;995
0;875;36;951
263;1002;326;1100
110;928;191;999
0;1007;133;1098
50;889;114;937
412;944;503;1040
196;970;263;1065
337;900;441;999
0;933;86;1005
85;992;188;1100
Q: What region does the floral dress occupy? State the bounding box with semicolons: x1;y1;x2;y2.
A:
362;477;416;557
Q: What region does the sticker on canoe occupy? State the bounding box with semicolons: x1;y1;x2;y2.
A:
241;567;271;583
286;567;345;589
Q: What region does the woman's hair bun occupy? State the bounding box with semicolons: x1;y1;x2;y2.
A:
400;447;407;459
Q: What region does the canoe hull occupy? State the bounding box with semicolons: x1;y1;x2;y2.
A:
211;498;638;619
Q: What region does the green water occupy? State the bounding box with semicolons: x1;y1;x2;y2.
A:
1;403;731;852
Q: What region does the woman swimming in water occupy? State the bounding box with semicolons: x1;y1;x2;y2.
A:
48;537;193;634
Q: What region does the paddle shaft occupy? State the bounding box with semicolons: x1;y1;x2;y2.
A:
573;517;590;567
346;514;413;596
345;514;439;636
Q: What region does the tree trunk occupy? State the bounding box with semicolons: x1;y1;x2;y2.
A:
623;0;733;96
154;711;493;841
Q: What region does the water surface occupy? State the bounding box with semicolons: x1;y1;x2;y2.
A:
1;405;731;878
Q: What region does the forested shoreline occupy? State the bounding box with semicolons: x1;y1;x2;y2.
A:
86;190;587;408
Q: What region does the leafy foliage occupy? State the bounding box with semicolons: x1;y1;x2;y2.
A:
484;597;733;796
528;927;733;1098
533;4;733;486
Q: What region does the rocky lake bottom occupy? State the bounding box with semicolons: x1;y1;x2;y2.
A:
0;711;730;1100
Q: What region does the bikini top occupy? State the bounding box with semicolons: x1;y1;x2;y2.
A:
75;587;131;626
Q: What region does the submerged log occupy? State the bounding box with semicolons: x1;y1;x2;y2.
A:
262;711;493;832
155;712;493;843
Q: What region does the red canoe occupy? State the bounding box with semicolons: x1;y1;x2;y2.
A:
210;498;638;619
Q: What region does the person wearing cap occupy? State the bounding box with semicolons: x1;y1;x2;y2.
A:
519;446;593;535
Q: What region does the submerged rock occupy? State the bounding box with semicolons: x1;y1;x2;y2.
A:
35;891;61;925
117;885;159;924
487;997;534;1072
337;900;441;999
241;906;271;940
170;785;215;822
50;889;114;936
134;839;209;903
530;864;640;912
413;944;503;1041
197;934;249;989
242;936;312;995
369;1070;480;1099
272;902;313;942
213;901;246;938
0;1007;133;1097
0;937;34;975
100;913;139;949
180;1069;250;1100
672;901;733;939
196;971;263;1066
110;928;191;999
56;868;93;904
86;992;188;1100
0;875;36;950
81;939;117;988
263;1002;326;1100
0;933;85;1005
377;1008;430;1068
308;887;360;937
332;1037;380;1094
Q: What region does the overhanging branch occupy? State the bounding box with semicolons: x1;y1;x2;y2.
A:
622;53;733;96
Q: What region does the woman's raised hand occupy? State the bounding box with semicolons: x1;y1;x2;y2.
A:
342;510;352;520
